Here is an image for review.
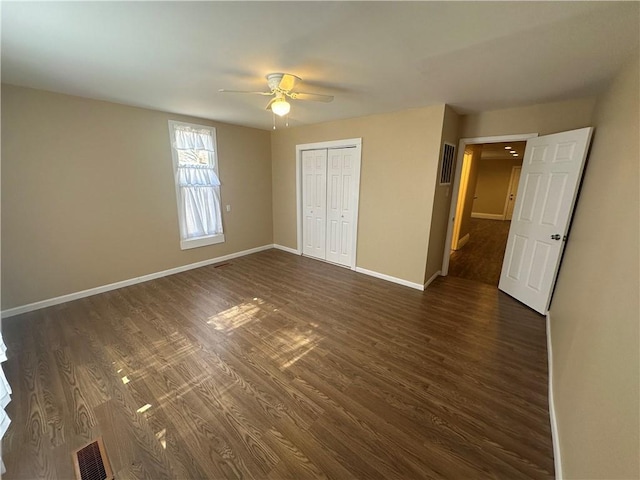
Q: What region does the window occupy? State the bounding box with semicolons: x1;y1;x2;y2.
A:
168;120;225;250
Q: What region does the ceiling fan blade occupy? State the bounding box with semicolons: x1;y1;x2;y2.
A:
289;92;334;103
218;89;273;96
265;98;277;110
278;74;299;92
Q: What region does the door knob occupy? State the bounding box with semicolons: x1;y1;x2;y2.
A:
551;234;561;240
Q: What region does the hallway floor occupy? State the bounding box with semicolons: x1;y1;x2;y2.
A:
449;218;511;286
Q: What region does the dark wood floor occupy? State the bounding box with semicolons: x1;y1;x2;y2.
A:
449;218;512;286
2;249;552;479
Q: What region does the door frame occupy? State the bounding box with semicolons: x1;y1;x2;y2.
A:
441;133;538;276
295;138;362;271
451;148;473;250
502;165;522;221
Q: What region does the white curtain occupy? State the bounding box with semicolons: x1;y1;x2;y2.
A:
172;125;223;240
177;164;222;239
174;128;214;152
0;333;11;475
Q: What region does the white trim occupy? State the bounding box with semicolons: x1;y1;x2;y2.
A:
503;165;522;221
295;138;362;271
456;233;470;250
275;246;426;291
180;233;225;250
451;149;473;250
423;270;441;289
546;312;563;480
1;244;274;319
441;133;539;276
273;244;300;255
355;267;424;291
168;120;225;250
294;138;362;151
471;212;505;220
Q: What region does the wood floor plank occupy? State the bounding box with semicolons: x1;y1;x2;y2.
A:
1;249;554;479
449;218;512;285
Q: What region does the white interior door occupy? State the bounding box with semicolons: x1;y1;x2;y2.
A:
326;148;356;266
302;149;327;259
499;127;593;314
504;166;522;221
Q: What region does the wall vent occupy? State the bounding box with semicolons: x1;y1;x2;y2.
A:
72;438;113;480
439;143;456;185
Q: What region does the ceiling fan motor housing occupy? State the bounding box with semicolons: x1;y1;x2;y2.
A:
266;73;300;93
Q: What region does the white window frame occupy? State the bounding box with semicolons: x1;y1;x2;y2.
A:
168;120;225;250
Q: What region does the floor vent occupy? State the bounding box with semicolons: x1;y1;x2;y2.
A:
72;438;113;480
214;262;231;268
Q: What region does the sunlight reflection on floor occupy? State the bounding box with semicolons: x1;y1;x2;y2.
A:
207;297;324;369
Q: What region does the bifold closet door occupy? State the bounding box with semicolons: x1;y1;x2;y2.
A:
302;149;327;259
326;148;356;267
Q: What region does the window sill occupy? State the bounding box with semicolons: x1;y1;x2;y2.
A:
180;234;225;250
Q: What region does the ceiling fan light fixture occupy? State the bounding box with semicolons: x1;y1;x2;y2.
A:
271;98;290;117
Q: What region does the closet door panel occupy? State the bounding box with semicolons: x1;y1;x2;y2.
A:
302;149;327;259
326;148;355;266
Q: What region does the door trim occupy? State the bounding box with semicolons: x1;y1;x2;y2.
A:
441;133;538;276
502;165;522;221
295;138;362;271
451;149;473;250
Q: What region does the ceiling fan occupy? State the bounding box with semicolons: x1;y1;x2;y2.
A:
219;73;334;117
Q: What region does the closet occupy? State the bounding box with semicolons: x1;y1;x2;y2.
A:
301;146;360;268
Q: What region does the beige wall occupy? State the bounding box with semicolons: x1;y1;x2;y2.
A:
472;157;522;216
271;105;446;286
460;97;596;138
550;55;639;479
1;85;273;309
424;105;460;282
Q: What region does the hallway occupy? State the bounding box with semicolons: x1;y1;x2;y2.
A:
448;218;511;286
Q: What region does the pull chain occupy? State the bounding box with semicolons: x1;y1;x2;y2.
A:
272;112;276;130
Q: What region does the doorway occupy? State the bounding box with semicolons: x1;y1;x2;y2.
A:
448;141;525;285
443;129;593;314
442;134;537;284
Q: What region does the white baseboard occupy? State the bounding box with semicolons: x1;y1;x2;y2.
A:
3;244;429;317
355;267;424;291
455;233;470;250
1;244;274;319
423;270;441;290
273;244;300;255
471;212;505;220
547;312;563;480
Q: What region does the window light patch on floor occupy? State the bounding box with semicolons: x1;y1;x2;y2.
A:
155;428;167;449
207;298;267;332
272;329;324;369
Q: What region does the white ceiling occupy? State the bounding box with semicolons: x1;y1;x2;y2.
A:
2;2;638;130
